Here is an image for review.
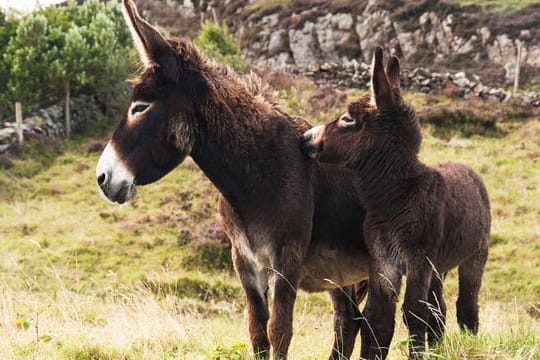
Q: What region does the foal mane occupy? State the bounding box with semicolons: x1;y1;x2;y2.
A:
345;93;421;176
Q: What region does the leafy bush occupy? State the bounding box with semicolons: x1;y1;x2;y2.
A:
0;0;132;132
195;21;247;72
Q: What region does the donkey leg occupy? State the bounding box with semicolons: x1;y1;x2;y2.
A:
328;286;361;360
427;272;447;346
457;248;488;334
267;258;303;360
232;249;270;359
360;263;402;360
402;264;433;359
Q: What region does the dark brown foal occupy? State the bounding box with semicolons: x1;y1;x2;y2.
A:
301;47;490;359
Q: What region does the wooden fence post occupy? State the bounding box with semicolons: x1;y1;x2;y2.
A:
65;79;71;137
514;41;523;95
211;7;218;24
15;101;23;145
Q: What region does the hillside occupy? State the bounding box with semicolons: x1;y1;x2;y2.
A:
136;0;540;88
0;89;539;358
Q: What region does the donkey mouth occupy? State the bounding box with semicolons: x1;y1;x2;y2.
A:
301;127;324;159
99;181;137;204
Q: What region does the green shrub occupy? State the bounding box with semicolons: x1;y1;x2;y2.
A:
195;21;247;72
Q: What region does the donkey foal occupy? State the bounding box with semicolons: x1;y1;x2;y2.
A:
302;47;490;359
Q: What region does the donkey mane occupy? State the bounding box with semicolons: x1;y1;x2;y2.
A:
130;35;304;133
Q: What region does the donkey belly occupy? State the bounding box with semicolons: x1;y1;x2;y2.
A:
299;246;370;292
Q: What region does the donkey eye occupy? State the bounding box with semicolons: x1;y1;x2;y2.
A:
131;103;149;115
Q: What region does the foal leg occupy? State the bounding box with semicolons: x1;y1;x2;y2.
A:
360;262;402;360
402;262;433;359
232;249;270;359
457;248;488;334
328;285;361;360
427;272;447;346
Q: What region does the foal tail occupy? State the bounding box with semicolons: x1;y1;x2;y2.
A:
355;280;369;304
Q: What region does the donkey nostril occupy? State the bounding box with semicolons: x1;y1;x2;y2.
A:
97;173;108;187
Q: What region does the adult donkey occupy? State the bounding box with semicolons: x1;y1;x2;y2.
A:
302;48;490;359
96;1;370;358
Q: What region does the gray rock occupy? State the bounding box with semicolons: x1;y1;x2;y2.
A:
0;128;16;144
453;77;471;88
487;34;516;66
260;14;279;28
411;67;431;78
25;115;45;128
268;30;288;56
519;30;531;41
289;21;320;67
504;62;517;84
356;10;395;63
395;23;422;57
262;52;293;69
315;13;358;62
478;27;491;46
524;45;540;68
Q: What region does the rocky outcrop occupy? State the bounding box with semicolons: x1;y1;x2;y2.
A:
145;0;540;88
246;6;539;87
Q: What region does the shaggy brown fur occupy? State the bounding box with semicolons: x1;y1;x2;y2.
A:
96;1;372;359
301;47;490;359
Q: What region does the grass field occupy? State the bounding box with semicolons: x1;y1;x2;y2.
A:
0;90;539;359
455;0;538;11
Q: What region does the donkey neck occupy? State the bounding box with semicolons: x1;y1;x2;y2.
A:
188;92;302;210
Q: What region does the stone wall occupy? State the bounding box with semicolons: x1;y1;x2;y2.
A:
0;94;107;154
303;60;540;106
0;104;64;154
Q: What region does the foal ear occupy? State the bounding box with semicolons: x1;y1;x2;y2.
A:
370;46;393;107
122;0;173;68
386;55;401;91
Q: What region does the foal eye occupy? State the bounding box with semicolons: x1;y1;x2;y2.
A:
131;103;149;115
340;114;356;126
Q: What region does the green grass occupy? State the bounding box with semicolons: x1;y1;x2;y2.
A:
455;0;537;11
243;0;289;12
0;91;539;358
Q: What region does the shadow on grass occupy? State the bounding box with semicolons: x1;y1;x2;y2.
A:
417;97;537;140
139;276;242;303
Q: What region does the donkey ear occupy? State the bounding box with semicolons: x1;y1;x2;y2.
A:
386;55;401;90
370;46;392;107
122;0;173;68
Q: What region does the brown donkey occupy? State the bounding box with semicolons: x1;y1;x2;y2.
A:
301;47;490;359
96;1;370;359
